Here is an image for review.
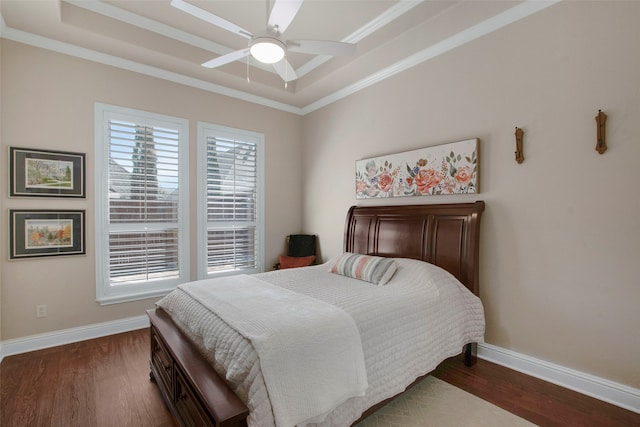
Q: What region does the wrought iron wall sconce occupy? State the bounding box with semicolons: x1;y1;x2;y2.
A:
595;109;607;154
514;127;524;164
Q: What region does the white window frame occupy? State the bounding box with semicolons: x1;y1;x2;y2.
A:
94;103;189;305
197;122;265;279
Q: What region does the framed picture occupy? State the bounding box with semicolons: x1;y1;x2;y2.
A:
9;210;86;259
9;147;86;198
356;138;479;199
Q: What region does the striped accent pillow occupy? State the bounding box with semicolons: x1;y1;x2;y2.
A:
329;253;398;285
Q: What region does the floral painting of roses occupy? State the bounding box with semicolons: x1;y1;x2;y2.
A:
355;139;478;199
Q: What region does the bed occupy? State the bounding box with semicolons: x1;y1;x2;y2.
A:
148;201;485;427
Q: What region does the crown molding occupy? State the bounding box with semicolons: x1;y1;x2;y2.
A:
1;0;560;116
66;0;229;55
301;0;560;114
0;26;304;114
65;0;423;80
295;0;424;79
65;0;274;75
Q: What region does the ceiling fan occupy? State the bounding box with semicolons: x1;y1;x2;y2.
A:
171;0;357;82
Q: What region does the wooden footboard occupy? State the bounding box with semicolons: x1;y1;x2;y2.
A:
148;308;248;427
150;306;477;427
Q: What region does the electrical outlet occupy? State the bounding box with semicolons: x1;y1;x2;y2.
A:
36;304;47;318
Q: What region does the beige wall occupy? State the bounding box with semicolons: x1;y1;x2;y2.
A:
0;40;303;340
302;1;640;389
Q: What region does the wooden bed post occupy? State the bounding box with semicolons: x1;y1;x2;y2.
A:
464;342;477;366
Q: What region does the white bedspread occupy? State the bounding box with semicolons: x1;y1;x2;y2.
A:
157;258;485;427
176;274;367;427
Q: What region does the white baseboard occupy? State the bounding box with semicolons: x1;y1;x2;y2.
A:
478;342;640;414
0;315;149;361
1;320;637;415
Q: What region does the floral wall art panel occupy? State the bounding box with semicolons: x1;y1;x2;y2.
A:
355;139;478;199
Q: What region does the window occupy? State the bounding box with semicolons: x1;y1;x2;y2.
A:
197;123;264;279
95;104;189;304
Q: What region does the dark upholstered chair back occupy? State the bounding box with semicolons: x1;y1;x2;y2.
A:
287;234;316;257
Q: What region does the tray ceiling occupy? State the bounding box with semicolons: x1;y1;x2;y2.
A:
0;1;557;114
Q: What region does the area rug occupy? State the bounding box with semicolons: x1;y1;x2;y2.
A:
356;376;537;426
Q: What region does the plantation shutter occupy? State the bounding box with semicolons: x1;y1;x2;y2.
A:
107;120;181;284
204;135;259;273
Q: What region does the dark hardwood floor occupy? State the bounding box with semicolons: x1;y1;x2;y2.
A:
432;355;640;427
1;329;638;426
1;328;176;427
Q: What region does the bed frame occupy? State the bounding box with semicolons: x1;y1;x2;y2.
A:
148;201;485;427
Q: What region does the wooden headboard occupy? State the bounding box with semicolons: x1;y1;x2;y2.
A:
344;201;485;296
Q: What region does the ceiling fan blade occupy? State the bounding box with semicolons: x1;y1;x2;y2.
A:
272;58;297;82
202;48;251;68
268;0;303;34
171;0;253;39
286;39;356;56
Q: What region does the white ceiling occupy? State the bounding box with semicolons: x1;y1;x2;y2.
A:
0;0;558;114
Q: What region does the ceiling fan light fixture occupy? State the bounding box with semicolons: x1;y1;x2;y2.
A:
250;36;285;64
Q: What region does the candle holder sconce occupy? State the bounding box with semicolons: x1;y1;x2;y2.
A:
595;110;607;154
514;127;524;164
